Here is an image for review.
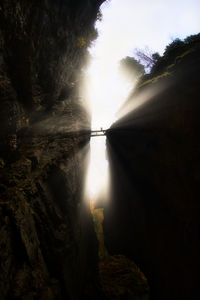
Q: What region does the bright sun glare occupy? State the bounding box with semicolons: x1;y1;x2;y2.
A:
86;136;109;202
87;60;131;130
85;5;132;205
85;0;200;204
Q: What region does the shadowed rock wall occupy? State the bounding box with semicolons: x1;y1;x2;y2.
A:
105;47;200;300
0;0;105;299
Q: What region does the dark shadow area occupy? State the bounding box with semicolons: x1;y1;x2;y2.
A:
104;45;200;300
0;0;106;298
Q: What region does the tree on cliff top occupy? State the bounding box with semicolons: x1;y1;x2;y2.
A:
134;47;161;73
119;56;145;84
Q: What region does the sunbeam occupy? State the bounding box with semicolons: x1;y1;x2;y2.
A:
86;60;131;130
86;135;110;206
84;0;200;205
115;77;172;125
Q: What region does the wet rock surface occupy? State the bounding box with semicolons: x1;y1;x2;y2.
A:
0;0;105;299
92;207;149;300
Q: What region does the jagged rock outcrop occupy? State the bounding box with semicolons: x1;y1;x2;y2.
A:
105;43;200;300
0;1;105;299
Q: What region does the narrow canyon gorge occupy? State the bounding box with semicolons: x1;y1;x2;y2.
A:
0;1;200;300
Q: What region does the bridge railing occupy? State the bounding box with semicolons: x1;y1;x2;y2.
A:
91;130;106;137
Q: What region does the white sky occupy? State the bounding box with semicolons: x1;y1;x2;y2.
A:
93;0;200;58
85;0;200;203
87;0;200;129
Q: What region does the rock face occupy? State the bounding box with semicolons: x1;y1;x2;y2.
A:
0;0;105;299
105;46;200;299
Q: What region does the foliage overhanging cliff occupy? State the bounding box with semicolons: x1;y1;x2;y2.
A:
105;33;200;300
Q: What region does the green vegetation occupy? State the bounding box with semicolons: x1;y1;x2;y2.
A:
122;33;200;89
134;47;161;72
138;71;170;88
77;37;87;48
119;56;145;83
150;33;200;77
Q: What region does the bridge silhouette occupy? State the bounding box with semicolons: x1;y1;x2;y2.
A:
91;129;107;137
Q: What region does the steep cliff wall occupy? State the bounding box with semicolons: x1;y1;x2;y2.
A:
0;1;105;299
105;44;200;299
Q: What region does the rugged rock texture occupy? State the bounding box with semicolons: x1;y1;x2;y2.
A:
0;0;105;299
105;44;200;299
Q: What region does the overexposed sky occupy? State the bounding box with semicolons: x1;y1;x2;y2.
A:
87;0;200;129
86;0;200;203
93;0;200;59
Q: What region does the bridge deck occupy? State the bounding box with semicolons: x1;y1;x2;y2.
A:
91;130;106;137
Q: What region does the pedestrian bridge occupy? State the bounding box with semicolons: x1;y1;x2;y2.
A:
91;129;107;137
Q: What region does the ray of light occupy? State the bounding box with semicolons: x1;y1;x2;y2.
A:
84;0;200;204
85;136;110;205
115;79;171;123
